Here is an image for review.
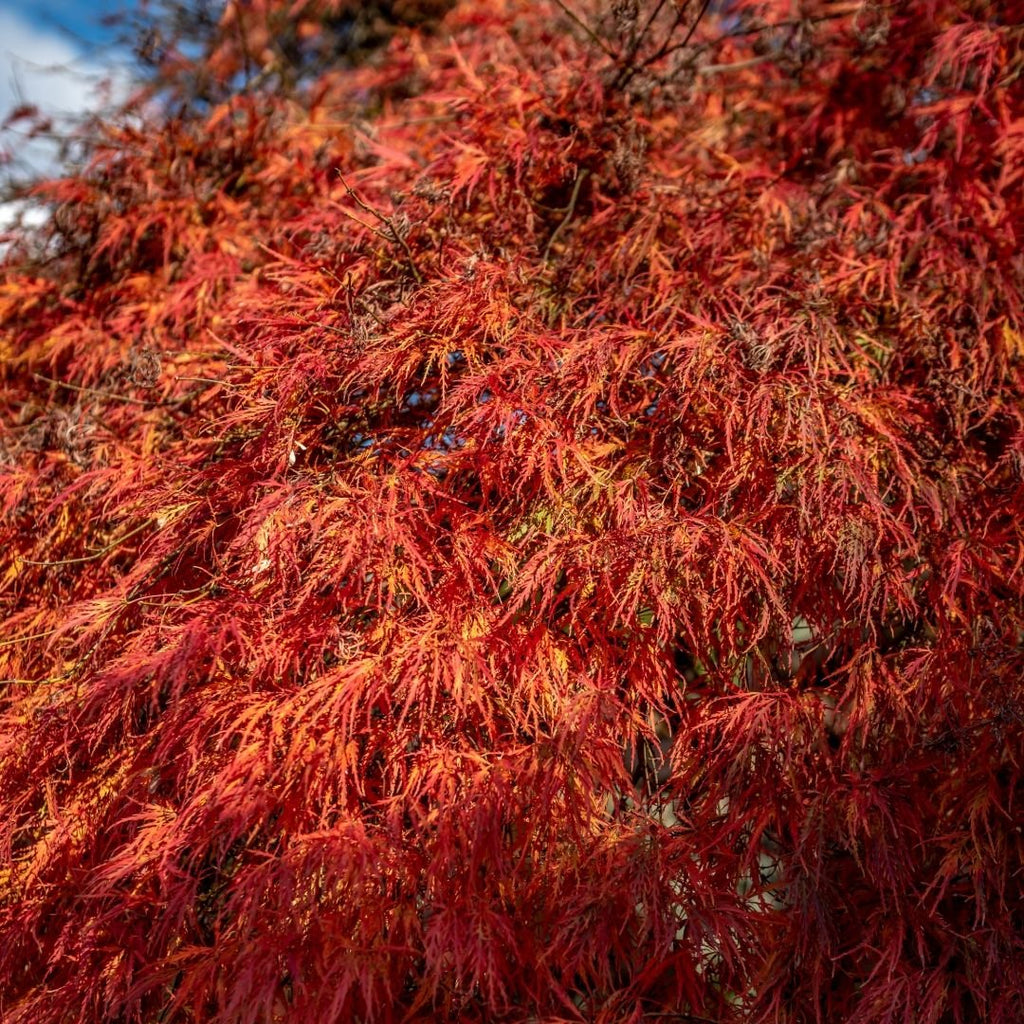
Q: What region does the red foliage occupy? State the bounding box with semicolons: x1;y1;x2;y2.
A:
1;1;1022;1021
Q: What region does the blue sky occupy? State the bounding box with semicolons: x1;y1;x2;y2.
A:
19;0;124;46
0;0;130;183
0;0;137;234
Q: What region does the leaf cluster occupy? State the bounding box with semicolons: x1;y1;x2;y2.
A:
1;1;1022;1021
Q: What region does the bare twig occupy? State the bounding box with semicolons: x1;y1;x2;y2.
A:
622;0;673;69
543;168;590;261
0;676;66;685
612;0;712;89
307;115;456;130
651;9;848;75
337;173;423;283
19;518;154;567
0;628;57;649
175;375;243;388
698;53;775;75
717;11;850;40
33;373;167;407
640;0;713;70
551;0;618;58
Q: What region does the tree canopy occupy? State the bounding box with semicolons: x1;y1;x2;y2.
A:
1;1;1022;1021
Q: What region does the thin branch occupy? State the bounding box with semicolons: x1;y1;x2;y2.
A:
637;0;674;45
125;583;213;607
624;0;674;68
32;373;168;407
650;10;849;75
698;53;775;75
175;375;243;388
550;0;618;58
0;627;57;649
18;518;154;567
290;314;349;335
307;115;455;130
329;199;394;241
337;173;423;284
643;1012;725;1022
641;0;712;70
0;677;66;685
614;0;709;89
543;168;589;261
717;11;850;40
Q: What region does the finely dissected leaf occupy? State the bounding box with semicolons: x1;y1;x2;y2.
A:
1;1;1022;1022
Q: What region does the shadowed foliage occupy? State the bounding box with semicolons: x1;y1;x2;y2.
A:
1;0;1022;1021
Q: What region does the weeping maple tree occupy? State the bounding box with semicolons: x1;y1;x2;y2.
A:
1;0;1022;1020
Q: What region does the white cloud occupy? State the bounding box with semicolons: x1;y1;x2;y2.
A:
1;7;129;173
1;12;96;113
0;7;131;241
